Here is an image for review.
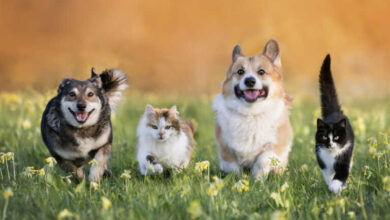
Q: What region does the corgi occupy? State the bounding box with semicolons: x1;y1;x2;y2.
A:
212;39;293;179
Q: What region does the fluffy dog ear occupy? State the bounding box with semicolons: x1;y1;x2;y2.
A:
57;79;71;94
263;39;281;68
232;45;242;62
91;67;98;78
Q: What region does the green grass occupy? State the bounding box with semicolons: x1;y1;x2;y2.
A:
0;92;390;220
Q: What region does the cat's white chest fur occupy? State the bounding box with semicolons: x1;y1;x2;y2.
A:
318;148;336;185
212;94;284;166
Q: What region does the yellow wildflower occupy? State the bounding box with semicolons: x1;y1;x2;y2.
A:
187;200;203;219
232;180;249;192
57;209;73;220
38;168;45;176
101;197;112;210
90;182;99;191
4;152;14;161
212;176;224;190
0;153;5;164
269;157;280;167
45;157;57;168
3;187;13;200
120;170;131;179
22;120;32;130
88;159;97;166
22;166;36;178
280;182;289;193
195;161;210;174
207;184;218;196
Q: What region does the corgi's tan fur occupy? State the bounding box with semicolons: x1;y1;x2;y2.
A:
212;39;293;179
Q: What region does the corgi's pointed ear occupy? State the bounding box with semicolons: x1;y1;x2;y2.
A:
91;67;98;78
232;45;242;62
169;105;179;115
317;118;327;129
57;78;71;94
263;39;281;68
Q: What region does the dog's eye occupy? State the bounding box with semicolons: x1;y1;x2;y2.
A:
322;136;327;140
165;126;171;129
334;136;339;141
69;92;76;97
258;69;265;75
88;92;94;97
237;69;245;75
151;125;158;129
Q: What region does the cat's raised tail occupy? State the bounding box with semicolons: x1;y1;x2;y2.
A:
319;54;342;118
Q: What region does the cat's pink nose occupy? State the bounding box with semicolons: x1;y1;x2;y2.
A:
159;131;165;137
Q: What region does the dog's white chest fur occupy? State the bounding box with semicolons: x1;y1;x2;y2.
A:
212;94;285;165
54;126;111;160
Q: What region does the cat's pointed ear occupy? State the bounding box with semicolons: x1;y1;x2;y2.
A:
338;119;347;128
169;105;179;115
263;39;281;68
317;118;327;129
145;104;154;115
232;45;243;63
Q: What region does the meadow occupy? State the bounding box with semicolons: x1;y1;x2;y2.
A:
0;91;390;220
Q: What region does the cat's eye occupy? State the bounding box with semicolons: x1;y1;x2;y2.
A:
322;136;327;140
334;136;339;141
87;92;94;97
69;92;76;97
165;126;171;129
151;125;158;129
258;69;265;75
237;68;245;75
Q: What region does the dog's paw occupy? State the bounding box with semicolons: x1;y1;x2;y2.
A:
329;180;343;195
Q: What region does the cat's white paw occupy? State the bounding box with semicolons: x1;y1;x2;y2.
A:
329;180;343;195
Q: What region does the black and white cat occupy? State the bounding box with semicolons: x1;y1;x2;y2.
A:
315;54;354;195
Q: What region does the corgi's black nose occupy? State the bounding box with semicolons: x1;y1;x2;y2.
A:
244;77;256;88
77;103;87;111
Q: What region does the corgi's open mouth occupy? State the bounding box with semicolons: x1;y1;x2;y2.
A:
234;85;268;103
68;108;95;124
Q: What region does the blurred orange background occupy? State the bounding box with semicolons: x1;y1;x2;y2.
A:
0;0;389;96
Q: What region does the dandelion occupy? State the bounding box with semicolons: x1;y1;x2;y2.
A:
194;161;210;174
101;197;112;210
90;182;99;191
300;164;308;172
280;182;289;193
88;159;97;166
269;157;280;167
3;187;13;200
21;120;32;130
383;176;390;191
38;168;45;177
2;187;13;220
45;157;57;168
187;200;203;219
57;209;73;220
232;180;249;193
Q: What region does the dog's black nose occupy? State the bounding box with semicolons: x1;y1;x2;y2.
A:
77;103;87;111
244;77;256;88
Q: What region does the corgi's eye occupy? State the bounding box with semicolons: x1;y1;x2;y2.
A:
258;69;265;75
87;92;94;97
334;136;339;141
322;136;327;140
151;125;158;129
165;126;171;129
69;92;76;97
237;69;245;75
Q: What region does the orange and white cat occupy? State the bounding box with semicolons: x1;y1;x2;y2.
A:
136;105;195;175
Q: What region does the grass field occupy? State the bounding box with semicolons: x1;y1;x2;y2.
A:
0;91;390;220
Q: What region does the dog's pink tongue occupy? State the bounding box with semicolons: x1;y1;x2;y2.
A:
76;112;89;121
243;90;259;101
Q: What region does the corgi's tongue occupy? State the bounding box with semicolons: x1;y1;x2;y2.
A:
76;112;89;122
243;90;260;101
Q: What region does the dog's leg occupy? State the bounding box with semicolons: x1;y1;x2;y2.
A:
215;124;240;174
59;161;85;182
88;143;111;182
